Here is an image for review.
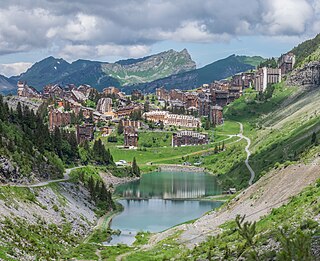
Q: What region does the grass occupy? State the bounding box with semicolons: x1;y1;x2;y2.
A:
217;83;320;189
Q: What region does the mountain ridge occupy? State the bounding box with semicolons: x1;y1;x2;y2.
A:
8;49;196;91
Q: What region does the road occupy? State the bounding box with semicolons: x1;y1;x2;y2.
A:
0;166;84;188
237;123;255;185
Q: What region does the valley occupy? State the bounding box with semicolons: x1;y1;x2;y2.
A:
0;32;319;261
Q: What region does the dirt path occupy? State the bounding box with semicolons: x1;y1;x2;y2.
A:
0;166;84;188
147;158;320;248
236;123;255;185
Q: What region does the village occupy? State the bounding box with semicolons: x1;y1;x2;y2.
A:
15;53;295;150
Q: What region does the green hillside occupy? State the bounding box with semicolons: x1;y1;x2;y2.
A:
196;55;265;86
291;33;320;67
125;55;265;93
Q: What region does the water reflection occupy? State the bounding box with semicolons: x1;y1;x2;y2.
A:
108;172;222;245
115;171;221;199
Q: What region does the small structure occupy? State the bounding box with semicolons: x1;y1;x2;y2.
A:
71;89;87;103
121;119;141;129
279;53;295;75
17;81;41;98
172;131;208;147
99;126;114;137
124;126;138;147
48;106;71;131
96;98;113;114
76;124;94;144
42;84;63;99
155;87;169;101
131;89;144;100
210;105;223;126
103;86;120;96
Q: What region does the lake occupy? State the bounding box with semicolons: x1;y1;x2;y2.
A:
106;171;222;245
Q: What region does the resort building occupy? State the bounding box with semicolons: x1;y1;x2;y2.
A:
172;131;209;147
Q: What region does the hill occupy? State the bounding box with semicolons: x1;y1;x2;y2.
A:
290;33;320;67
125;54;265;93
10;49;196;91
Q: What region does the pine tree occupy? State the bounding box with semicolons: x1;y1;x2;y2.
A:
16;102;23;122
117;120;124;135
132;157;140;177
88;176;95;199
53;127;62;157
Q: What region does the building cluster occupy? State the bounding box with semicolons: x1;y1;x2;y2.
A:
17;82;146;146
17;81;41;98
16;52;296;149
143;111;201;128
172;131;209;147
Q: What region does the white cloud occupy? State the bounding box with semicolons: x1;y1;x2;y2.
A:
60;44;151;60
158;21;231;43
261;0;313;35
0;62;32;77
0;0;319;60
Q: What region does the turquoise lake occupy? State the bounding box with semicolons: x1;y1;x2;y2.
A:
106;171;222;245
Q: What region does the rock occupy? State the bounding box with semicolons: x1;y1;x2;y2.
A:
287;61;320;87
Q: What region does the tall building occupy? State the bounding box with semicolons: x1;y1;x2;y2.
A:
254;67;281;92
124;126;138;147
210;105;223;126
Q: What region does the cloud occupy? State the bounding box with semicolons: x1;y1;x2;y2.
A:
0;62;33;77
59;44;151;60
0;0;319;60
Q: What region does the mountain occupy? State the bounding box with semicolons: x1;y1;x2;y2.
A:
125;54;265;93
10;49;196;91
101;48;196;86
0;74;15;94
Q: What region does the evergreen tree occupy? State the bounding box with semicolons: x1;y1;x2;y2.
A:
132;157;140;177
88;175;95;199
16;102;23;122
117;120;124;135
53;127;62;157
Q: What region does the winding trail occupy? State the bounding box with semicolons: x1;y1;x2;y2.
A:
236;123;255;185
0;166;84;188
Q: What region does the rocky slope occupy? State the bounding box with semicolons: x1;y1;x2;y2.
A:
0;182;97;260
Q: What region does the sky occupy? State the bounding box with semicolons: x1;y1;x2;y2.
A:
0;0;319;77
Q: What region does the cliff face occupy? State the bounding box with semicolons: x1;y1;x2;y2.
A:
287;61;320;87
